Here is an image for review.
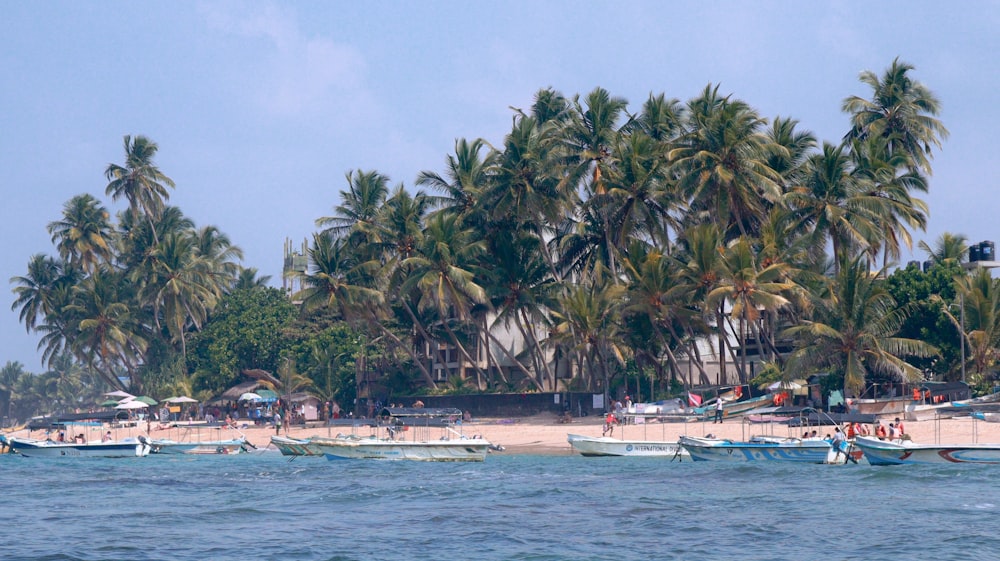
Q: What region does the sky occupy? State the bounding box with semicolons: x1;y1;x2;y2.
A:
1;1;998;373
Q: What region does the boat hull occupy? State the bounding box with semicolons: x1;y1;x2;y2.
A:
854;436;1000;465
679;435;846;464
270;435;323;456
566;434;688;458
314;437;491;462
6;437;151;458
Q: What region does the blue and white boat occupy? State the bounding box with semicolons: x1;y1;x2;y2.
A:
678;434;853;464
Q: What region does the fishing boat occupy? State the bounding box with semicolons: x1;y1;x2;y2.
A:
270;435;324;456
566;405;690;458
148;423;251;455
693;394;774;421
149;437;247;455
312;407;495;462
678;434;853;464
566;433;688;458
0;434;151;458
853;435;1000;465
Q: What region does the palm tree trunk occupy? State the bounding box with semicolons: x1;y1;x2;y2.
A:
363;314;437;388
485;330;543;391
716;306;727;385
517;308;556;390
441;320;490;388
400;302;452;378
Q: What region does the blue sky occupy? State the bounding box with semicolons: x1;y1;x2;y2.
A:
2;1;998;372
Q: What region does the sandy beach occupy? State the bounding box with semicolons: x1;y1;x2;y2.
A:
13;411;1000;456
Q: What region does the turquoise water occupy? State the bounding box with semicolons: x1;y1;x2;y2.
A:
0;451;995;561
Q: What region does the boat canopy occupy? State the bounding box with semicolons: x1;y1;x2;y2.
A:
918;381;971;400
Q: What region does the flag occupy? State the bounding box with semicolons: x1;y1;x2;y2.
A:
688;392;702;407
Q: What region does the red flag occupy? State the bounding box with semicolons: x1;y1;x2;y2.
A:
688;392;702;407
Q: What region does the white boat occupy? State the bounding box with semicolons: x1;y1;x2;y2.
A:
149;437;247;455
0;435;151;458
312;407;495;462
678;434;853;464
148;423;251;455
567;433;688;458
271;435;324;456
853;435;1000;465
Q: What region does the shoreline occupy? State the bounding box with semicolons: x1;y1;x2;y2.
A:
8;412;1000;456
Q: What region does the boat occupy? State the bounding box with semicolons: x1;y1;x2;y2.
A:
566;433;688;458
678;434;853;464
853;435;1000;465
149;437;247;455
0;434;151;458
693;394;774;421
270;435;324;456
148;423;251;455
311;407;495;462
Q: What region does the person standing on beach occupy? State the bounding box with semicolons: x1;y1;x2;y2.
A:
603;411;616;436
274;411;282;435
714;398;725;423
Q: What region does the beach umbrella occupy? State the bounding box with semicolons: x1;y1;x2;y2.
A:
257;389;278;402
105;390;134;398
99;399;120;407
133;396;158;405
164;396;198;403
239;392;263;401
115;400;149;410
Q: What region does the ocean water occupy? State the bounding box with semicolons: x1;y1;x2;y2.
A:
0;451;996;561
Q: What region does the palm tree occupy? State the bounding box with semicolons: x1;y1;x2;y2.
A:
485;112;570;281
842;57;949;176
0;361;27;425
11;254;67;332
399;213;489;385
764;116;816;190
562;87;629;195
601;131;673;252
297;233;381;320
481;231;557;390
316;169;390;254
549;269;627;408
784;142;880;271
919;232;968;265
629;92;684;143
784;255;937;398
66;267;148;391
47;194;115;274
417;137;496;224
233;267;272;290
621;246;701;387
706;237;794;382
141;231;216;358
670;85;782;240
673;223;728;384
192;225;244;295
942;268;1000;386
850;136;929;267
105;135;175;242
